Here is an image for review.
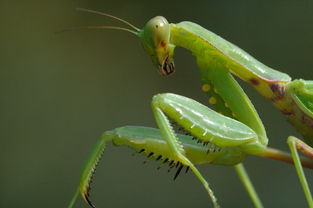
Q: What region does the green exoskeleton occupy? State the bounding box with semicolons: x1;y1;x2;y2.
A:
67;9;313;208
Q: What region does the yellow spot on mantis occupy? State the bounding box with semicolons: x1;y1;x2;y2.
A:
209;97;217;105
232;112;237;118
224;102;229;108
201;84;211;92
214;88;218;94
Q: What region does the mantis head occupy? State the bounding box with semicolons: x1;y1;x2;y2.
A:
65;9;175;76
138;16;176;75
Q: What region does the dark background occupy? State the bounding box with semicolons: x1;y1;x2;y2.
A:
1;0;313;207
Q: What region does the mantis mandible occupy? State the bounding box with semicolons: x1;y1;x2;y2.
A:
67;9;313;208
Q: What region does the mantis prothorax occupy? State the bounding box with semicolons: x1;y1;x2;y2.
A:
67;8;313;208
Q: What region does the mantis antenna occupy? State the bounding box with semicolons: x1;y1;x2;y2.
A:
58;8;140;35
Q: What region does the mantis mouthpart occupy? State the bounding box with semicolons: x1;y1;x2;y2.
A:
66;9;313;208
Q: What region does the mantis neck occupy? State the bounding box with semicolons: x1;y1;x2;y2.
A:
169;22;291;99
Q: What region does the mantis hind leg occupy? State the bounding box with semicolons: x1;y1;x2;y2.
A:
287;136;313;207
234;163;263;208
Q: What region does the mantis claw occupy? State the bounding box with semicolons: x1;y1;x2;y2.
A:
83;189;96;208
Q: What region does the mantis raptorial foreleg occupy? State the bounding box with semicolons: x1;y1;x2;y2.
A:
66;9;313;208
152;94;219;207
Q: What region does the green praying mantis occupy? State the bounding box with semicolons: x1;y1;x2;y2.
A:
67;9;313;208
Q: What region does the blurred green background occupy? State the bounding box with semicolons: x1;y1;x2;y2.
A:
1;0;313;207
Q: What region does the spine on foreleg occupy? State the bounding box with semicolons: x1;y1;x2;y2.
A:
79;132;113;207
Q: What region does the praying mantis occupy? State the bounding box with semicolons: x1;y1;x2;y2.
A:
67;9;313;208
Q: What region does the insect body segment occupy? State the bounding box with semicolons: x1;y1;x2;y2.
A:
170;22;291;99
283;80;313;143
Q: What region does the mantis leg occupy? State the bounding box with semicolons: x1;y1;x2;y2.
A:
152;99;219;208
287;136;313;207
234;164;263;208
199;64;266;208
151;93;265;208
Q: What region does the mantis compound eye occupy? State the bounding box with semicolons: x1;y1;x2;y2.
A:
159;55;175;75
